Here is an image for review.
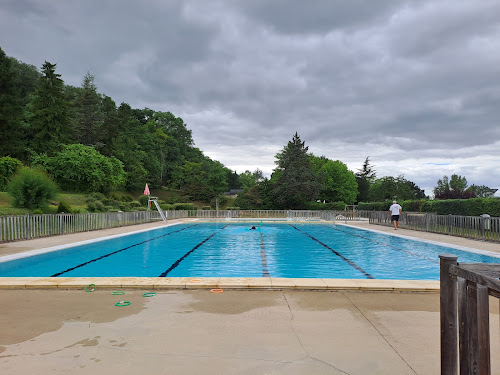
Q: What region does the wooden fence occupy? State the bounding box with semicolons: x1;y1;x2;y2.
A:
369;211;500;242
0;209;369;243
440;254;500;374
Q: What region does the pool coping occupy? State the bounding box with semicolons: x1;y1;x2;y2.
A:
0;276;440;292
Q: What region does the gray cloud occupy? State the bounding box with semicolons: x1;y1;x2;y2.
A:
1;0;499;195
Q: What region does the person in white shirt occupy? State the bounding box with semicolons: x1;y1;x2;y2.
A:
389;200;402;230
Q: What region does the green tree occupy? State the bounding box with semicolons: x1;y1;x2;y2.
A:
310;155;358;204
0;47;25;159
7;167;58;209
0;156;23;190
238;169;263;189
34;144;125;193
272;133;320;209
355;157;376;203
467;184;496;198
29;61;69;154
369;175;425;201
74;72;102;147
434;174;474;199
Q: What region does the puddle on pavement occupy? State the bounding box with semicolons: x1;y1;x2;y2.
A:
183;290;282;314
0;289;147;345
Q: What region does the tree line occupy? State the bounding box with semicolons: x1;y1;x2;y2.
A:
0;47;236;204
1;46;495;211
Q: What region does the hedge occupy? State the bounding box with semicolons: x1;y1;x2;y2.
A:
306;201;346;211
358;198;500;217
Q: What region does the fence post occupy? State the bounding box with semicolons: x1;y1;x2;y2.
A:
59;213;63;235
425;213;429;232
440;253;458;375
480;217;485;240
25;214;30;240
449;214;453;234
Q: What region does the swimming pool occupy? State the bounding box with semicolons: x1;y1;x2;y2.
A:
0;222;498;280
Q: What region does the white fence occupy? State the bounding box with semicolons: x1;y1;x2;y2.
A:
0;209;367;243
369;211;500;242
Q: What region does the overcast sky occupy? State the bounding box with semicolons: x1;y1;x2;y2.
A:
1;0;500;196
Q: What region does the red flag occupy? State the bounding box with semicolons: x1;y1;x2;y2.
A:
144;183;150;195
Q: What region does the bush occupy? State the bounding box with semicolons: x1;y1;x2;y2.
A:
306;201;346;210
160;203;173;211
202;206;212;210
87;200;105;212
226;206;240;210
172;203;197;210
32;209;43;214
7;167;58;209
33;144;126;193
130;200;141;208
110;192;133;202
57;200;72;213
0;156;23;190
87;192;106;202
138;195;149;205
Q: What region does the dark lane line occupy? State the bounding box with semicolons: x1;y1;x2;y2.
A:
320;224;439;264
158;224;229;277
51;224;199;277
289;224;374;279
260;232;270;277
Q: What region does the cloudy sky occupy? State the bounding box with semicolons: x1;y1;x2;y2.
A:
1;0;500;196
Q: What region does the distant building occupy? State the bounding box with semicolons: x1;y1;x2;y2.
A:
224;188;243;198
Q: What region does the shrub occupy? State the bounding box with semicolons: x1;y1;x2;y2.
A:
138;195;149;205
87;192;106;202
32;209;43;214
172;203;197;210
202;206;212;210
57;200;72;213
87;200;105;212
110;192;133;202
306;201;346;210
130;200;141;208
0;156;23;190
226;206;240;210
7;167;58;209
33;144;126;193
160;203;173;211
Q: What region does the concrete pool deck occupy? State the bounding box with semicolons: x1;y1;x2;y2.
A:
1;220;500;374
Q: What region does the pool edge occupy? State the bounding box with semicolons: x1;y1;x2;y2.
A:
0;277;440;292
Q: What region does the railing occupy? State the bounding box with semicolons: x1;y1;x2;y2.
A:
440;254;500;374
0;210;187;242
0;209;369;243
187;209;371;221
369;211;500;242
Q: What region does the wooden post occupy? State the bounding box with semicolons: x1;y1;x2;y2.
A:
466;282;479;374
477;285;490;375
440;253;459;375
458;279;468;375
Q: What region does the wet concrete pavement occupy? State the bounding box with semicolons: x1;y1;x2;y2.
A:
0;288;467;375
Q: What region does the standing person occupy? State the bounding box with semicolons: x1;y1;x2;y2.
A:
389;200;402;230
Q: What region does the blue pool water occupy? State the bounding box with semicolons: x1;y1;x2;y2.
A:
0;222;498;280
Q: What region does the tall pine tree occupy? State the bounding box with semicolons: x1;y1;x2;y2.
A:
272;132;320;209
0;47;25;158
29;61;69;154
